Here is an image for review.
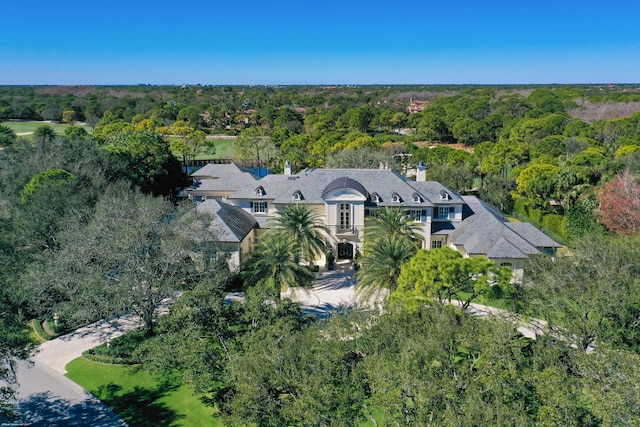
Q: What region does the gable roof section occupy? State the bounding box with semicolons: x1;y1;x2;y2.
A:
197;199;257;243
449;196;558;259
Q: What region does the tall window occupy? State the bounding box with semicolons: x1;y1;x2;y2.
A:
252;201;267;214
339;203;351;230
431;240;443;249
409;209;423;222
435;206;455;220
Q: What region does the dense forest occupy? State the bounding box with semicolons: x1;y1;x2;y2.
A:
1;84;640;425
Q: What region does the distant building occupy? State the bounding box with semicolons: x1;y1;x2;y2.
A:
407;99;427;114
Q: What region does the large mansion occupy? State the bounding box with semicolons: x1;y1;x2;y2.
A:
184;161;560;279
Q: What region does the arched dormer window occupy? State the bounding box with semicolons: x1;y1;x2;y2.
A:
254;186;265;196
439;189;450;201
392;192;402;203
292;190;304;201
371;192;381;203
412;192;423;203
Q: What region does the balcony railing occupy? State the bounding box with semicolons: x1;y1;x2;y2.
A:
327;225;358;237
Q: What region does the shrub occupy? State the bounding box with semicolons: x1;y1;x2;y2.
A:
542;214;566;238
528;207;543;225
84;329;147;364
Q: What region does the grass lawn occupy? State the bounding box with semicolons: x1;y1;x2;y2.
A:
168;137;234;161
202;138;234;159
65;358;222;427
1;121;91;136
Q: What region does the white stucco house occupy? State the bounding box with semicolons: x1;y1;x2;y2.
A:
184;161;560;279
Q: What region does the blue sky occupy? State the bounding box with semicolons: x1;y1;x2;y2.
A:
2;0;640;85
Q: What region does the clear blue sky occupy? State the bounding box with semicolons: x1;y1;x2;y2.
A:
2;0;640;85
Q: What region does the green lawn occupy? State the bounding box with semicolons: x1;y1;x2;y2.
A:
1;121;91;136
168;137;234;161
201;138;234;159
65;358;222;427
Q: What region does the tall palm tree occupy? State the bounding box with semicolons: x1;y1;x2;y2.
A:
241;231;314;299
355;233;418;303
268;204;328;264
364;207;422;248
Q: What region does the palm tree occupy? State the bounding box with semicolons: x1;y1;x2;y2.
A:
33;124;56;142
268;204;328;264
355;233;418;303
0;124;16;147
241;232;314;299
364;207;422;248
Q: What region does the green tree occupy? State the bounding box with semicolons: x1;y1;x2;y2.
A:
33;124;56;141
160;120;210;172
0;124;16;147
103;130;177;194
516;163;561;207
364;207;422;243
524;233;640;351
222;311;366;426
241;232;314;299
0;301;31;420
393;247;512;310
268;204;328;265
134;266;236;392
234;126;273;174
23;187;215;336
63;125;89;140
355;234;418;302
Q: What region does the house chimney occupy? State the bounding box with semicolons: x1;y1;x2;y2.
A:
416;161;426;182
284;160;292;176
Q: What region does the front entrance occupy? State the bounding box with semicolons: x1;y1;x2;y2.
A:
337;242;354;259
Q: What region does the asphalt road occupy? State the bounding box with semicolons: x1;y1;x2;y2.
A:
7;360;126;426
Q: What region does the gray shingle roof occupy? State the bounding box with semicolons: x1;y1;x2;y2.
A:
196;199;257;243
191;162;254;179
321;177;369;198
409;181;465;204
193;164;465;208
449;196;559;259
268;168;436;207
506;222;562;248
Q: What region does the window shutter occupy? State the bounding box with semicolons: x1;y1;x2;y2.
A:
250;201;253;208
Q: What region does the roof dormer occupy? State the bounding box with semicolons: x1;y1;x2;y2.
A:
412;192;423;203
292;190;304;201
439;189;451;201
371;192;382;203
391;192;402;203
254;185;266;196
